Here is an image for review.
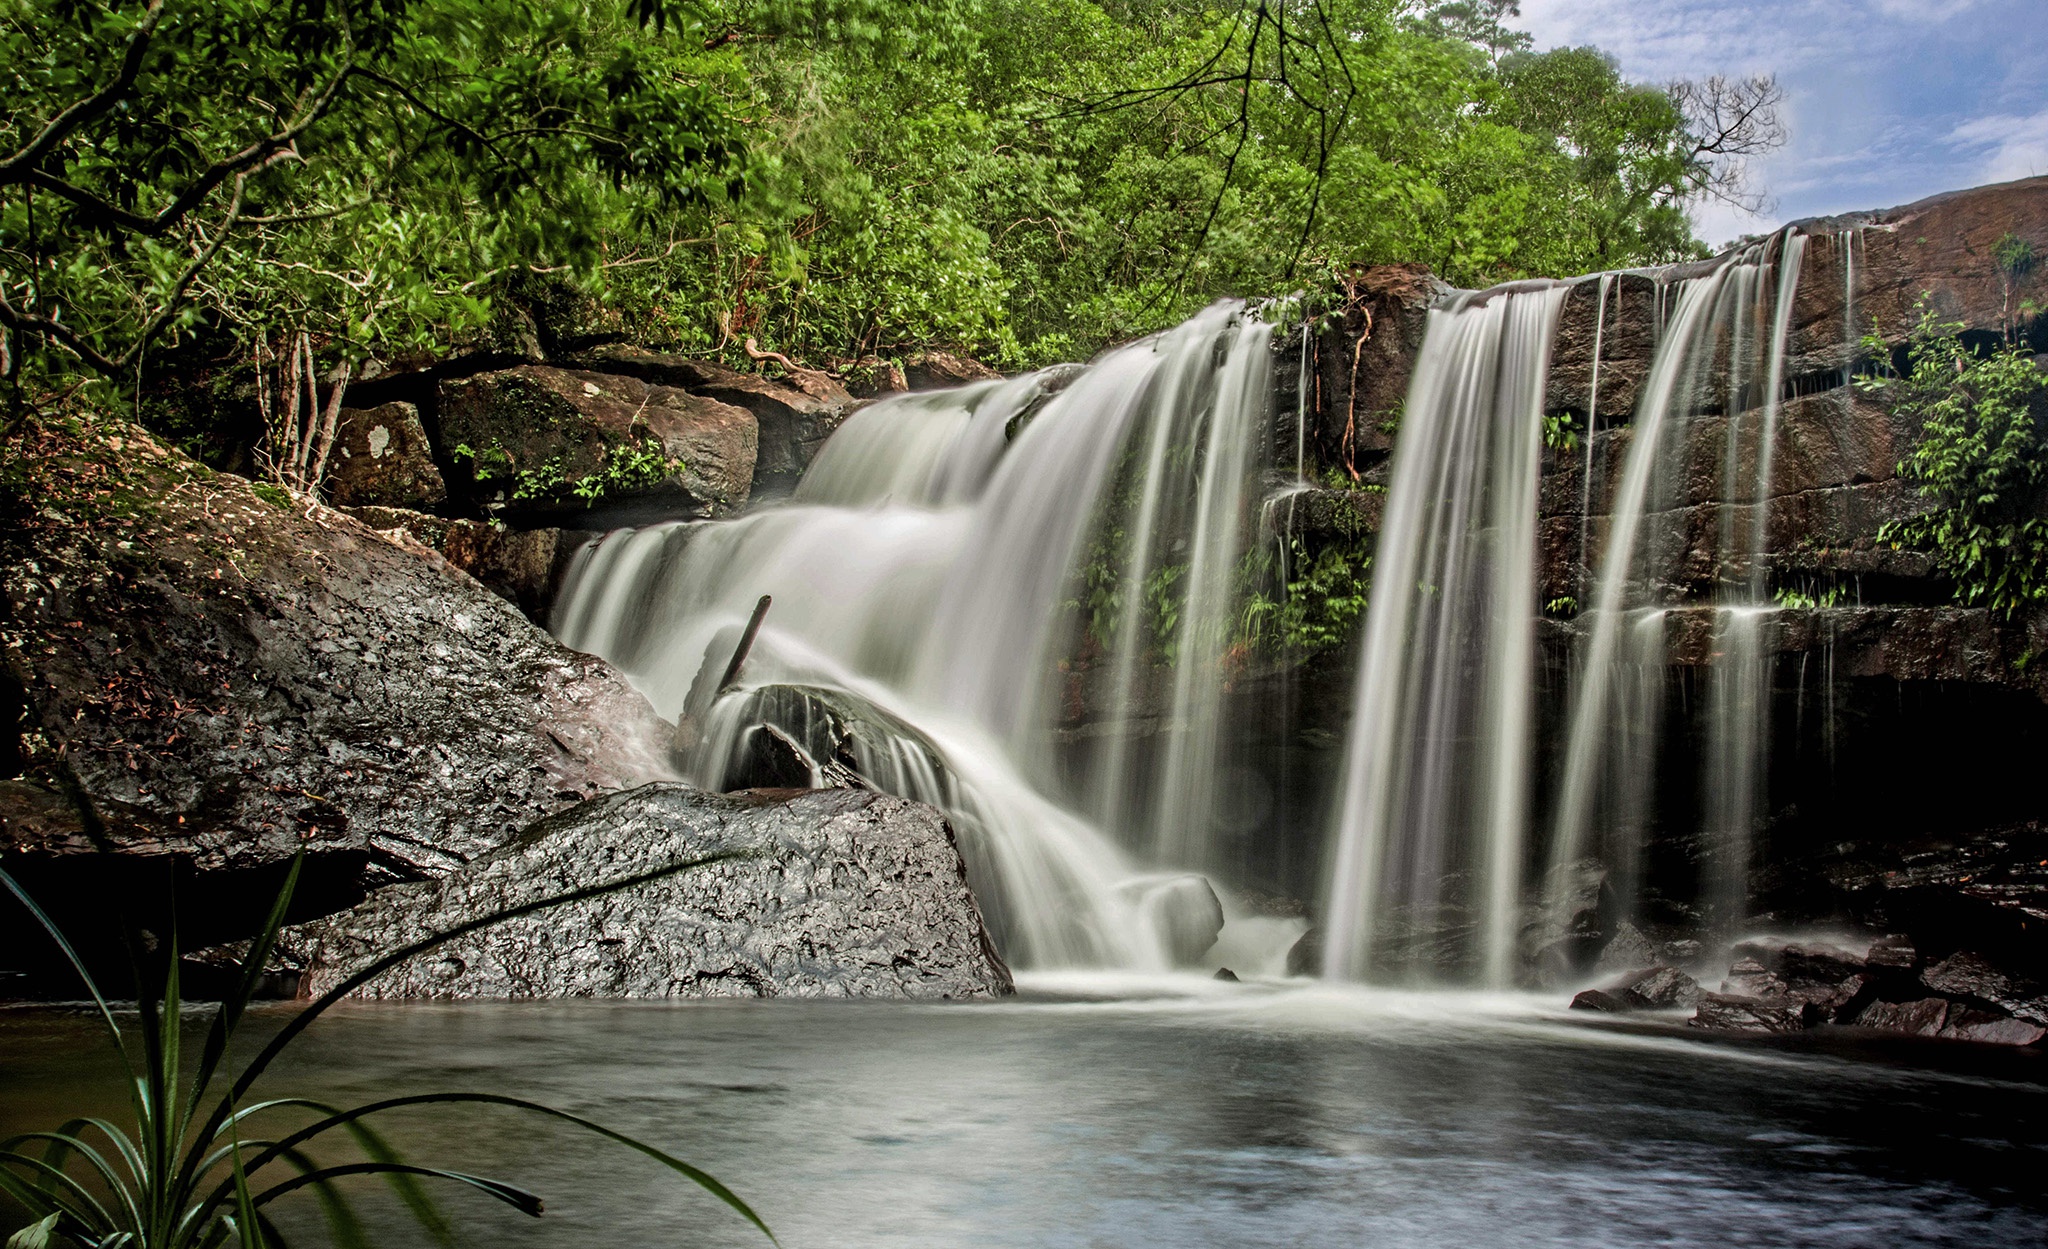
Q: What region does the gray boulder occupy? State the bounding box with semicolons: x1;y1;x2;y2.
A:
2;418;669;986
287;784;1013;1000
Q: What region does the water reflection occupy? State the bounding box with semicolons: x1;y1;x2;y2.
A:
3;985;2045;1247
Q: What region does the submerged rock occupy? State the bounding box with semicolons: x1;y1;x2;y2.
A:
287;784;1013;1000
1118;874;1225;966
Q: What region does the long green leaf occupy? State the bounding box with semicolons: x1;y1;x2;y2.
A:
221;1092;772;1241
251;1162;543;1217
0;1150;116;1235
2;1126;141;1229
187;1100;454;1249
0;867;122;1045
187;856;305;1141
222;849;745;1109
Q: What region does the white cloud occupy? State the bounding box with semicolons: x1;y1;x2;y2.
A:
1868;0;1984;20
1948;107;2048;183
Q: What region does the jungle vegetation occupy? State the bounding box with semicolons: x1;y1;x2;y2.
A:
2;0;1784;435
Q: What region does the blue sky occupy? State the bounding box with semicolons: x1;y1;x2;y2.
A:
1511;0;2048;247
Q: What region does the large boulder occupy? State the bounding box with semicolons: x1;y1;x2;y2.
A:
1;414;668;984
438;365;757;520
568;346;854;498
325;401;447;510
286;784;1013;1000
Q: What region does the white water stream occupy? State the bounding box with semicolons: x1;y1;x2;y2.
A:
554;302;1287;972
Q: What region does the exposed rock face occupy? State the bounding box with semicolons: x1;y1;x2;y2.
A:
438;365;757;520
1;416;668;979
287;784;1013;1000
325;402;447;510
903;351;1000;391
568;346;854;498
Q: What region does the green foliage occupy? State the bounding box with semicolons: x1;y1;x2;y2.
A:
1239;531;1374;656
1542;410;1578;452
3;0;1771;460
1772;583;1846;610
0;854;770;1248
1865;302;2048;618
453;438;683;506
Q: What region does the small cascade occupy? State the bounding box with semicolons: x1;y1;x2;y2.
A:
1550;232;1806;943
552;301;1278;972
1321;282;1570;985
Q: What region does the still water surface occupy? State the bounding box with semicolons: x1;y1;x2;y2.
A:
4;974;2045;1247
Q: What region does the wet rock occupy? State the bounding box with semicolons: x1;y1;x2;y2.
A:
2;416;668;986
1921;951;2048;1025
325;402;446;510
1303;264;1439;474
1213;966;1240;982
1286;926;1324;977
1785;175;2048;378
1940;1007;2048;1046
1521;857;1612;981
287;785;1012;1000
339;508;589;625
1856;997;1950;1036
903;351;1000;390
1594;921;1660;973
1691;992;1819;1033
705;684;946;796
1119;874;1225;966
438;365;757;520
1865;933;1919;969
1723;938;1875;1019
1569;988;1631;1012
1572;966;1702;1012
837;357;909;399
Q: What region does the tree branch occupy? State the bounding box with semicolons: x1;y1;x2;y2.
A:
0;0;168;182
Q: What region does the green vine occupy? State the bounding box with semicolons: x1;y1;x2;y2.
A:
1865;301;2048;619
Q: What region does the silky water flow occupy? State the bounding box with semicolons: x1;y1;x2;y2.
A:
553;302;1285;974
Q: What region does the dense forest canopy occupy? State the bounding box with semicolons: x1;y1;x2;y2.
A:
1;0;1783;431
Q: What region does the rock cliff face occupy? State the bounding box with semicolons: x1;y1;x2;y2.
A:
0;415;669;984
287;784;1013;1000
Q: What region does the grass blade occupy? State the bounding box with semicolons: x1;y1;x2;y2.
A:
251;1163;544;1218
0;867;121;1044
224;849;745;1108
224;1092;773;1241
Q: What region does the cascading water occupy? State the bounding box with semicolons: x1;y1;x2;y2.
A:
1550;231;1806;943
1323;232;1815;986
552;301;1281;972
1320;282;1569;985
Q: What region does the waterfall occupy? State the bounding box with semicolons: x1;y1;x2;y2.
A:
1320;282;1570;985
1550;232;1806;944
552;301;1277;971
